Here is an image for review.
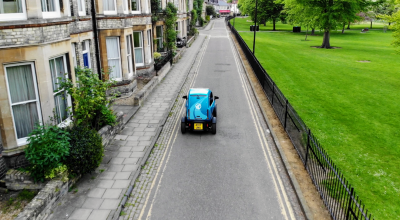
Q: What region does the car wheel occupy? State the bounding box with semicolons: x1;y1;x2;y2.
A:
181;122;186;134
211;123;216;134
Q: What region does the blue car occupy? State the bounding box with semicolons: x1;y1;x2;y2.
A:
181;88;219;134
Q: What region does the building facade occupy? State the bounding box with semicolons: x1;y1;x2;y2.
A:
0;0;179;177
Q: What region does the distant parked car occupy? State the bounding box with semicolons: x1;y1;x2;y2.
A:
181;88;219;134
176;37;187;48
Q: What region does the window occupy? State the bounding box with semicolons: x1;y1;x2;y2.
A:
131;0;140;13
77;0;86;16
106;37;122;80
133;32;144;66
71;44;77;67
147;30;152;63
0;0;27;21
126;35;134;77
49;55;72;125
5;63;42;146
82;40;91;68
156;26;163;51
103;0;116;14
41;0;61;18
123;0;128;13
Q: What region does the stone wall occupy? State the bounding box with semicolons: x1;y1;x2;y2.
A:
97;16;152;29
5;169;46;190
98;111;125;147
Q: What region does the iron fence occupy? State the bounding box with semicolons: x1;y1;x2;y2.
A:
227;19;374;220
154;50;173;71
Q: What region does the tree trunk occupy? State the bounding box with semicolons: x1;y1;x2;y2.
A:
370;21;372;29
273;19;276;31
305;26;308;41
311;28;315;35
389;22;391;26
320;31;331;48
342;23;345;34
347;21;350;29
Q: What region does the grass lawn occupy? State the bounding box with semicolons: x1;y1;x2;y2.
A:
231;18;400;220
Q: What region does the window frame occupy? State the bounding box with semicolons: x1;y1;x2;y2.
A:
82;40;91;68
0;0;27;21
103;0;117;14
77;0;86;16
41;0;61;18
4;62;43;146
133;31;144;67
147;29;152;63
131;0;140;14
126;35;134;77
106;37;123;81
156;26;163;50
49;54;73;126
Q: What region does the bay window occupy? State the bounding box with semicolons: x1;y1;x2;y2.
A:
106;37;122;80
0;0;27;21
49;55;72;125
5;63;42;146
133;32;144;66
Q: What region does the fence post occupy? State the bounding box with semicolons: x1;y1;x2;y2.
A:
305;129;310;167
283;99;288;129
271;83;275;105
346;187;354;220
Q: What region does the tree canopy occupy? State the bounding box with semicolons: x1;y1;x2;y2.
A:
284;0;367;48
239;0;285;30
379;0;400;52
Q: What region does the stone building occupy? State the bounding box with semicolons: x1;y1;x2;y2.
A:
0;0;158;178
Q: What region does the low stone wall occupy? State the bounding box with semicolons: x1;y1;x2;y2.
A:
15;176;80;220
98;111;125;147
173;47;187;63
13;112;124;220
5;169;45;191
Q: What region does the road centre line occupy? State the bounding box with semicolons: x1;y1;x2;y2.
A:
139;35;211;220
226;26;296;219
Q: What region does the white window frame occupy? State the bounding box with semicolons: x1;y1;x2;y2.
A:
0;0;27;21
156;26;163;50
106;37;123;81
123;0;129;14
131;0;140;14
133;32;144;67
71;43;77;68
82;40;91;68
49;54;73;126
103;0;117;14
147;30;152;63
126;35;134;77
77;0;86;16
4;62;43;146
41;0;61;18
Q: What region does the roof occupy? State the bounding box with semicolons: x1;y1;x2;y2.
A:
189;88;210;95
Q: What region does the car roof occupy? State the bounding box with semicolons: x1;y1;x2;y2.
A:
189;88;210;96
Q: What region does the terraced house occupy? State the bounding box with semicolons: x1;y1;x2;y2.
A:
0;0;173;178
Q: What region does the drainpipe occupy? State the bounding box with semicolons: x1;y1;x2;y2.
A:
90;0;102;80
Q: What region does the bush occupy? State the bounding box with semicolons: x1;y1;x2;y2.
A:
59;67;116;130
98;105;116;128
25;125;70;182
206;15;210;22
65;125;103;176
154;52;161;60
199;17;204;26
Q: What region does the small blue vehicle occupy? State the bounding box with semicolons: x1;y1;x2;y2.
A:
181;88;219;134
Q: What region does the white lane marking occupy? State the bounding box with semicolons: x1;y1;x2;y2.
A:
226;24;296;219
139;35;211;220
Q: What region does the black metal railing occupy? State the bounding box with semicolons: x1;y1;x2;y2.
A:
154;51;173;71
227;19;374;220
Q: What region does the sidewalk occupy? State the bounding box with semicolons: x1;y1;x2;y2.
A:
48;34;207;220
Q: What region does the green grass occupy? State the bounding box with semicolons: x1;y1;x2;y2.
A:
231;18;400;219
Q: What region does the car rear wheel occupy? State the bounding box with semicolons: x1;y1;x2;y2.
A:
211;123;216;134
213;105;217;117
181;122;186;134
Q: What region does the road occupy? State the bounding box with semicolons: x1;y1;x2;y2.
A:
137;19;304;220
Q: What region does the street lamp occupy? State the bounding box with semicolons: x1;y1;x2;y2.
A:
252;0;258;54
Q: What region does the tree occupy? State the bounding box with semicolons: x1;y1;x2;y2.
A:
285;0;366;48
206;5;216;16
239;0;285;30
165;3;178;51
378;0;400;52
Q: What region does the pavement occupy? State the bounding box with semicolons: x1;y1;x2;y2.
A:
48;25;207;220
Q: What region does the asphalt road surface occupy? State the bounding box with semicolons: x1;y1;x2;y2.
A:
138;19;303;220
